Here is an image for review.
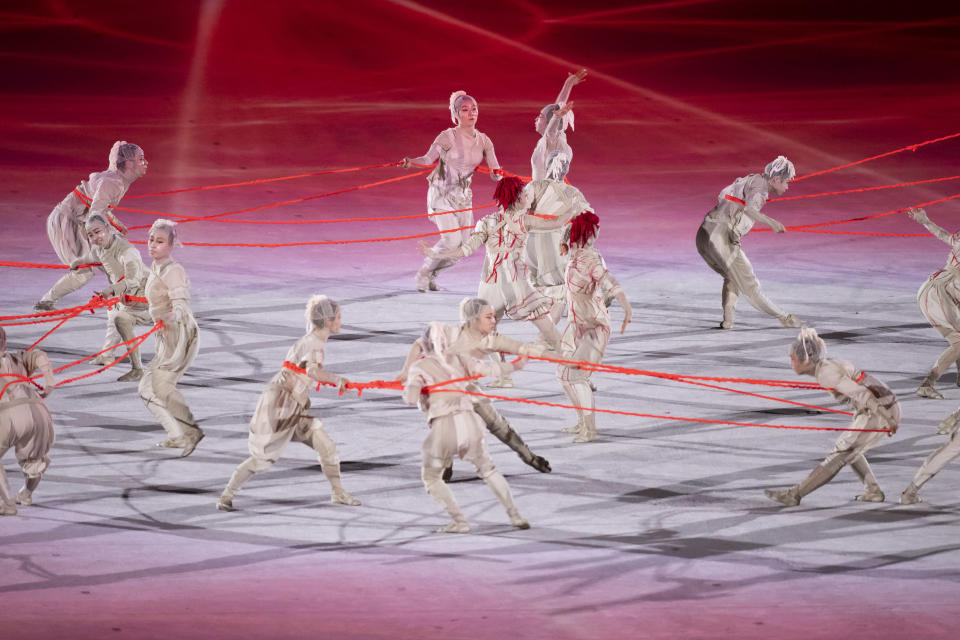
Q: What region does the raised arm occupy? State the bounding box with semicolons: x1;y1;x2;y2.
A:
554;68;587;106
910;208;954;245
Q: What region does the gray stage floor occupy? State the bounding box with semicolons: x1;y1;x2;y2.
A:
3;242;960;639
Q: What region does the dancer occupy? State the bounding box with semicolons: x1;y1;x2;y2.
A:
524;151;591;321
35;141;147;311
217;295;361;511
556;212;632;443
68;214;151;378
900;408;960;504
138;219;203;457
765;328;899;506
403;90;502;292
696;156;802;329
423;176;572;351
0;327;56;515
530;68;586;181
404;322;530;533
397;298;552;476
909;208;960;399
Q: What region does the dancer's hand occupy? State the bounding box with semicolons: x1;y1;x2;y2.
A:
771;219;786;233
401;157;412;169
570;69;587;84
908;208;928;223
621;309;632;334
513;354;529;370
40;385;54;398
337;377;351;394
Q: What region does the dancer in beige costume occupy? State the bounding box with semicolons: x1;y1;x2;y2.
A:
555;212;631;443
0;327;56;516
137;219;204;457
765;328;899;506
530;68;585;181
403;90;502;292
900;407;960;504
397;298;552;477
68;214;151;378
404;322;530;533
908;208;960;399
35;141;147;310
217;295;360;511
696;156;802;329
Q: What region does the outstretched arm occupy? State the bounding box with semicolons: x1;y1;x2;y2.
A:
554;68;587;106
910;208;954;244
403;132;448;168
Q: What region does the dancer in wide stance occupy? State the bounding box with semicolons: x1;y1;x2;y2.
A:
909;208;960;399
765;328;899;506
69;214;151;378
556;212;631;443
35;141;147;311
900;407;960;504
696;156;802;329
403;90;502;292
138;219;204;457
397;297;552;476
0;327;57;515
217;295;360;512
404;322;530;533
530;68;586;181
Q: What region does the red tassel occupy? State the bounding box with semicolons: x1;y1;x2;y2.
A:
569;211;599;246
493;176;524;210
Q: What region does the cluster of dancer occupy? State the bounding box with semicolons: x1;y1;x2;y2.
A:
5;70;960;528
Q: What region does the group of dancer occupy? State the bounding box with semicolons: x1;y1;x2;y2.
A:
3;70;960;528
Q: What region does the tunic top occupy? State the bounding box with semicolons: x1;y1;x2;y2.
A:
416;128;500;196
815;359;899;421
701;173;770;241
565;246;623;329
75;236;148;304
273;331;329;407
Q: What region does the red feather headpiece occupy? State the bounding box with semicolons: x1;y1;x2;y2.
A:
569;210;599;246
493;176;524;211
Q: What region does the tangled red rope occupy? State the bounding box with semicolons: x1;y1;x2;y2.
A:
0;296;113;326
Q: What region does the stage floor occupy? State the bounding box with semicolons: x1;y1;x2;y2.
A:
3;1;960;638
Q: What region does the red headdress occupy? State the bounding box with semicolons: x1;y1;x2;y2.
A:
569;210;599;246
493;176;524;211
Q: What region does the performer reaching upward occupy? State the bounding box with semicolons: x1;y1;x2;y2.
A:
530;68;586;181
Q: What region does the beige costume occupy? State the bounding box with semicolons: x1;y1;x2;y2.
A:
39;170;131;305
767;359;899;505
0;348;55;515
404;350;527;532
137;257;203;450
696;173;793;327
218;330;358;509
410;127;501;288
72;235;151;364
557;245;624;442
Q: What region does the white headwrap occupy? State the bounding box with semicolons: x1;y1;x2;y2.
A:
764;155;796;181
305;294;340;331
108;140;127;172
150;218;182;248
449;90;477;125
790;327;825;363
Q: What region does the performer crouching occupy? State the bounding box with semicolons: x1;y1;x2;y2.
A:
765;328;899;506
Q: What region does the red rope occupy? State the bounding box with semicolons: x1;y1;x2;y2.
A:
427;388;887;433
122;169;432;229
122;203;496;227
0;321;161;400
0;261;100;271
125;224;475;248
770;174;960;202
0;297;112;325
126;162;405;199
793;131;960;182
